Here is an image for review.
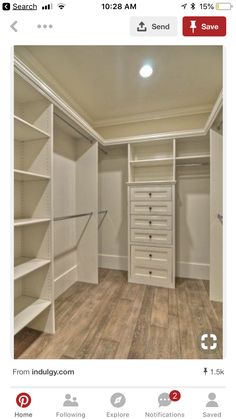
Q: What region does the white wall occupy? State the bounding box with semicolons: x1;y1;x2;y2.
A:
176;175;210;280
98;145;128;270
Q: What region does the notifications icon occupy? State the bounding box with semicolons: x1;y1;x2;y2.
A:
158;392;171;407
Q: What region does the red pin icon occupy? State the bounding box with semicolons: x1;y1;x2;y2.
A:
169;390;181;402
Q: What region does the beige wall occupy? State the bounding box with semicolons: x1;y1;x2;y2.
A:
98;145;128;270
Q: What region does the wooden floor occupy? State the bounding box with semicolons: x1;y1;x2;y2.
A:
15;269;223;359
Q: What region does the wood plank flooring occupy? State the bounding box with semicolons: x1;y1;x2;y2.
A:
14;269;223;359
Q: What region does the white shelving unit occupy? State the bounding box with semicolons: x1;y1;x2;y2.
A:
128;139;175;184
176;135;210;158
127;135;210;289
14;257;51;281
14;72;55;336
176;135;210;178
14;115;49;141
14;218;50;227
14;296;51;335
14;169;50;181
128;140;176;288
176;155;210;164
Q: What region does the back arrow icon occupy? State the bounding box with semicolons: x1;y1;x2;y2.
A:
10;21;18;32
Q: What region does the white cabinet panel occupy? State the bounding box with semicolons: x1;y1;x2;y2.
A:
131;215;172;230
131;246;172;269
130;246;172;287
131;201;172;215
131;229;172;245
130;185;172;201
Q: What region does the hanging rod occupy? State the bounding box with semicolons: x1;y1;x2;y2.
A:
54;112;108;155
176;163;209;167
54;212;93;221
98;210;108;214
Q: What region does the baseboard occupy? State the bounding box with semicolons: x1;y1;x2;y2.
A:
98;253;128;271
54;265;78;299
176;261;209;280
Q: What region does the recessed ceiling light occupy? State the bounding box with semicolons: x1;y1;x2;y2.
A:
139;64;153;78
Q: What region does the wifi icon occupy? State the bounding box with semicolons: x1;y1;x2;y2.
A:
57;3;65;9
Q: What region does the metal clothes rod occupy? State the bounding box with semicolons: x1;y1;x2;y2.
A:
54;112;108;155
176;163;209;167
54;212;93;221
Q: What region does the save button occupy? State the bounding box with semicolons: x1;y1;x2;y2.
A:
183;16;226;36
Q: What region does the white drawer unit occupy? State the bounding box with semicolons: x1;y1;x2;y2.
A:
130;201;172;215
128;182;175;289
131;229;172;245
131;245;172;269
130;246;172;287
130;185;172;201
131;214;172;230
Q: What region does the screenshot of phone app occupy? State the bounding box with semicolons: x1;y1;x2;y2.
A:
0;0;235;417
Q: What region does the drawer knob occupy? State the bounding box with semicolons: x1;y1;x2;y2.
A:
149;254;152;258
149;206;152;211
149;192;152;197
149;220;152;225
149;235;152;239
149;271;152;275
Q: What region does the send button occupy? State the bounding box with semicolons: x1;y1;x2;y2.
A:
130;17;178;36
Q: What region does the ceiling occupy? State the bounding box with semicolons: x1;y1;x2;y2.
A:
15;45;222;129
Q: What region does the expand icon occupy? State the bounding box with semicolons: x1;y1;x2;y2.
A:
201;333;218;351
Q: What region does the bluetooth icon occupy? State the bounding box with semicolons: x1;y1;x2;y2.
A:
110;393;126;408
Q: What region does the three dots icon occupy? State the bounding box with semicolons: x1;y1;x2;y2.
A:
37;24;53;29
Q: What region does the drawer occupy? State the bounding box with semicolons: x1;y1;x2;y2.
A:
131;245;172;269
131;265;171;286
130;246;172;287
131;215;172;230
130;186;172;201
130;201;172;215
131;229;172;245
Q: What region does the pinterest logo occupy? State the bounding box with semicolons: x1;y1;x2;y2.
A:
16;393;32;408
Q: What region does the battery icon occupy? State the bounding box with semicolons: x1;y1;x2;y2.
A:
216;2;233;9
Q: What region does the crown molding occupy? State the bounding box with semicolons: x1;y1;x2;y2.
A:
14;56;223;147
103;91;223;145
102;129;206;145
14;57;104;145
93;105;212;128
204;90;223;133
14;47;93;125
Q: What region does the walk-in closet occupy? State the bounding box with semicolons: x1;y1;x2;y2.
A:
14;46;223;359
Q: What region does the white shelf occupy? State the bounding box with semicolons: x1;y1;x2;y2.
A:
14;169;50;181
14;257;51;281
176;155;210;165
14;218;50;227
14;115;49;141
127;180;176;185
14;296;51;335
130;158;174;168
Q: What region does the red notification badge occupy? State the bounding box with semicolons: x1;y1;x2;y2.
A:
169;390;181;402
